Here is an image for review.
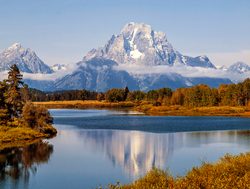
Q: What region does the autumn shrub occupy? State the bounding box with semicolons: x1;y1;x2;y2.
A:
22;102;56;135
105;88;128;102
110;168;174;189
174;153;250;189
111;152;250;189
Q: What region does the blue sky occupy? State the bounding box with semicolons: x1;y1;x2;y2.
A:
0;0;249;66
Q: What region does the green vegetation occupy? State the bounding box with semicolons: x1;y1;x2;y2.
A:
107;152;250;189
0;65;56;147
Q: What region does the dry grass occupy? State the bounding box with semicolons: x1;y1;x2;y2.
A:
36;100;250;117
34;100;136;109
136;105;249;117
0;126;50;150
109;152;250;189
0;122;56;150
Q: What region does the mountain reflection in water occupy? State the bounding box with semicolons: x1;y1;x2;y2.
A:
0;141;53;188
74;129;250;177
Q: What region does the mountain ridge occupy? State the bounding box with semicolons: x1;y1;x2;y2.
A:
0;43;53;74
83;22;216;69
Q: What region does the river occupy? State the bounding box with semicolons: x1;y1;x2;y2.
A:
1;109;250;189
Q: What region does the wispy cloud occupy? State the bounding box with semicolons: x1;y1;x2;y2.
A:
1;63;249;84
0;63;79;81
113;64;250;82
185;49;250;67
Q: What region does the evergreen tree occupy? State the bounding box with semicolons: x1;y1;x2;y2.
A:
0;81;8;109
21;84;30;102
0;81;9;124
127;90;145;101
4;64;24;118
124;86;130;101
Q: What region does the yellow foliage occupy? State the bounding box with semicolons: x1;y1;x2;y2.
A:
112;152;250;189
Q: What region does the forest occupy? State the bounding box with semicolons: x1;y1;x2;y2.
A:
29;78;250;107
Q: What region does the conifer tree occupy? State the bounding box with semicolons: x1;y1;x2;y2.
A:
0;81;9;124
124;86;129;100
4;64;24;118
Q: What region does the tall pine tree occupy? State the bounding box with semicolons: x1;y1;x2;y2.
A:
4;64;24;118
0;81;9;124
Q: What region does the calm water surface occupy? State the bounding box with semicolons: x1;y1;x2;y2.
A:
1;109;250;189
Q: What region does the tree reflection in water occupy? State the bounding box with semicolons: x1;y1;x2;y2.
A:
0;141;53;187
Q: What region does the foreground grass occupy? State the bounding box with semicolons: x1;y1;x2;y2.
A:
108;152;250;189
0;125;56;150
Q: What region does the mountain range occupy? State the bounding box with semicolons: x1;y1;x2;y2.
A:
0;22;249;91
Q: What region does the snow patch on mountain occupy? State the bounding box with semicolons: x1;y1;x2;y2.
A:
228;62;250;74
83;22;216;69
51;64;67;72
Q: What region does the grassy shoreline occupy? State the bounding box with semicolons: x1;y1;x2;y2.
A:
34;100;250;117
109;152;250;189
0;125;57;150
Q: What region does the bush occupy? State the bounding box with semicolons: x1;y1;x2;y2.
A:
105;88;127;102
112;152;250;189
127;91;145;101
110;168;174;189
22;102;56;135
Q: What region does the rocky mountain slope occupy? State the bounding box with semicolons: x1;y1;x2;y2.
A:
0;43;53;73
83;22;216;68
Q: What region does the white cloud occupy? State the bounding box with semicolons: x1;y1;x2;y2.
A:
185;49;250;67
1;61;250;84
0;63;79;81
113;64;250;83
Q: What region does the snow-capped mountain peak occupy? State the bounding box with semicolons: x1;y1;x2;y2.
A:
0;43;53;74
8;42;22;50
83;22;215;69
51;64;67;71
228;62;250;74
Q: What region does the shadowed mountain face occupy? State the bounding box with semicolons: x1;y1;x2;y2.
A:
55;58;139;91
54;60;231;92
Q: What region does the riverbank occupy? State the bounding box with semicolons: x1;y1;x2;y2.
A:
136;104;250;117
110;152;250;189
0;125;57;150
34;100;250;117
